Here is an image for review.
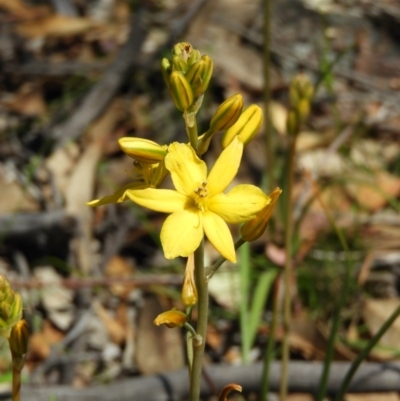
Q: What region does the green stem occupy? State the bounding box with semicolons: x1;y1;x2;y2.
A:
263;0;275;192
186;112;198;150
239;242;251;363
189;240;208;401
12;364;21;401
186;306;194;373
280;134;297;401
334;304;400;401
260;277;279;401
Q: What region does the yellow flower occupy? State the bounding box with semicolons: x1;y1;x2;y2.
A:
154;309;187;328
127;137;270;262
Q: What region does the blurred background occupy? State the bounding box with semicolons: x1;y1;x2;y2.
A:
0;0;400;400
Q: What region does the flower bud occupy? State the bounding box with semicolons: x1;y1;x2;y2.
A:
182;254;197;306
154;309;187;328
0;275;23;339
221;104;263;148
297;98;310;125
172;42;193;62
169;71;194;111
187;49;201;66
210;94;243;132
200;55;213;94
161;58;171;88
9;319;29;356
172;55;187;73
118;137;167;164
185;60;206;98
241;188;281;241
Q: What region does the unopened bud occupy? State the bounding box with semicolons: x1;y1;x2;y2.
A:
161;58;171;88
9;319;29;356
187;49;201;66
172;55;187;73
221;104;263;148
0;275;23;339
200;55;213;94
185;60;206;98
154;309;187;328
182;254;197;306
210;94;243;132
172;42;193;62
169;71;194;111
118;137;167;164
297;98;310;124
241;188;281;242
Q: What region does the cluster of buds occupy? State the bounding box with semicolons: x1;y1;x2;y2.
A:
286;74;314;136
161;42;213;113
0;275;23;339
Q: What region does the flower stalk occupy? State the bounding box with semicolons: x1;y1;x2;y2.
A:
189;240;208;401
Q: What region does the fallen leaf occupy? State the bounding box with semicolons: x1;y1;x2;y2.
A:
136;297;184;374
27;320;64;368
362;298;400;359
93;300;126;346
16;15;98;38
346;170;400;212
34;266;75;330
105;256;135;299
0;84;46;116
0;0;49;20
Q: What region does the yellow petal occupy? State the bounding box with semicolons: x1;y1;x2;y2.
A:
87;182;145;207
207;137;243;196
166;142;207;196
160;210;203;259
203;211;236;262
209;185;270;223
127;188;186;213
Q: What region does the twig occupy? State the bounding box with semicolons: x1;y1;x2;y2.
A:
17;361;400;401
10;275;183;289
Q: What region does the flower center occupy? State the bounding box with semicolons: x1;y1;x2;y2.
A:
193;181;208;212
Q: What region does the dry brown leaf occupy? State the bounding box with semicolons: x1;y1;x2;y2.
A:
362;298;400;359
16;15;98;38
0;0;49;20
346;170;400;212
289;315;355;361
136;297;184;374
66;101;124;273
34;266;75;330
93;300;126;346
45;143;80;199
27;320;64;368
0;172;38;213
345;393;400;401
0;84;46;116
105;256;135;299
